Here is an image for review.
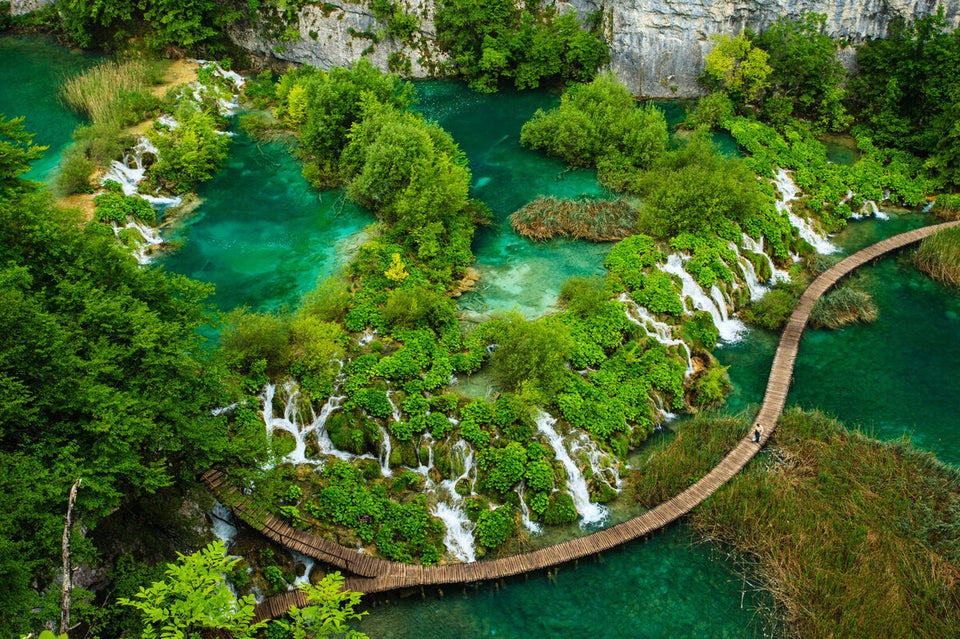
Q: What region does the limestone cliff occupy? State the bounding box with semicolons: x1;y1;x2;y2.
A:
229;0;960;97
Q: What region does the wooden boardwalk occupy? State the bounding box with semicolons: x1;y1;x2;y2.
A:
203;219;959;617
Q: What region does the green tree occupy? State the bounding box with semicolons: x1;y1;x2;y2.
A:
636;129;766;238
271;573;369;639
488;312;573;398
434;0;607;92
119;541;264;639
702;33;771;106
520;73;667;169
148;103;230;193
0;115;46;194
754;14;850;131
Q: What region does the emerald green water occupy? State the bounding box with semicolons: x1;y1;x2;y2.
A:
160;128;374;311
719;211;960;466
414;81;612;318
0;35;100;183
358;527;769;639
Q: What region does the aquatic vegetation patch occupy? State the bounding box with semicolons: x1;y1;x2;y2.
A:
695;409;960;639
914;225;960;289
809;285;879;329
510;196;637;242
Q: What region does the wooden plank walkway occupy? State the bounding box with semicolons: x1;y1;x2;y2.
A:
203;220;959;618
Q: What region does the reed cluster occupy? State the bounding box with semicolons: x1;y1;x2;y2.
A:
809;286;878;329
914;226;960;289
509;196;637;241
61;59;161;125
653;409;960;639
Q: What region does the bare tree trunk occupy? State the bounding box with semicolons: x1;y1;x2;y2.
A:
60;478;82;636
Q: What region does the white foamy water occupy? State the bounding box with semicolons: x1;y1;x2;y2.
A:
741;233;791;284
658;254;746;343
429;439;477;562
261;382;365;466
773;169;839;254
619;293;694;378
516;483;542;535
535;411;607;526
210;501;238;548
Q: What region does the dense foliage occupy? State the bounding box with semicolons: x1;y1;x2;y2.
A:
520;73;667;170
272;61;478;284
848;10;960;187
0;134;243;634
434;0;608;92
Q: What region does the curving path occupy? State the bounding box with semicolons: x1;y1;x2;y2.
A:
203;219;960;618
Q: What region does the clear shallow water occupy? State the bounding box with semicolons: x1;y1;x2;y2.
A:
160;128;374;311
719;211;960;465
359;526;768;639
0;34;100;182
414;81;612;318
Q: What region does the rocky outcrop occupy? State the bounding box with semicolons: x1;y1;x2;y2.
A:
231;0;960;96
11;0;55;15
227;0;447;77
587;0;960;97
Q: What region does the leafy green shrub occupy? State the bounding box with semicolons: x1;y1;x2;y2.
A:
681;311;720;351
93;189;156;224
543;492;577;525
488;313;573;398
147;103;229;194
478;441;526;494
521;74;667;169
475;506;516;550
53;146;96;195
352;387;393;419
691;364;730;407
739;283;800;329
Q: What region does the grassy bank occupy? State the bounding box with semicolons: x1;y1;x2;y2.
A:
636;410;960;638
914;226;960;289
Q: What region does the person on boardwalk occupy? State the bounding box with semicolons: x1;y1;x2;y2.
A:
753;423;764;443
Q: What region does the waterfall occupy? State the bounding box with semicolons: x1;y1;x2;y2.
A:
727;242;767;301
386;390;403;423
429;439;477;562
773;168;839;254
741;233;791;284
658;254;746;343
210;502;239;548
378;425;393;477
262;382;366;466
619;293;694;378
358;328;377;346
535;411;607;526
653;394;678;423
290;551;316;587
566;426;621;493
516;483;543;535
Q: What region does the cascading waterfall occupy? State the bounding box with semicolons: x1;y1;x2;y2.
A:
658;254;746;343
516;483;542;534
773;168;839;254
741;233;791;284
261;382;362;465
727;242;767;301
210;502;239;548
566;426;621;493
619;293;694;378
290;550;316;587
535;411;607;526
377;425;393;477
428;439;477;562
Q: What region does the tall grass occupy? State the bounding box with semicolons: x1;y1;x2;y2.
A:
632;412;749;506
61;59;163;125
914;226;960;289
809;286;879;329
690;409;960;638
